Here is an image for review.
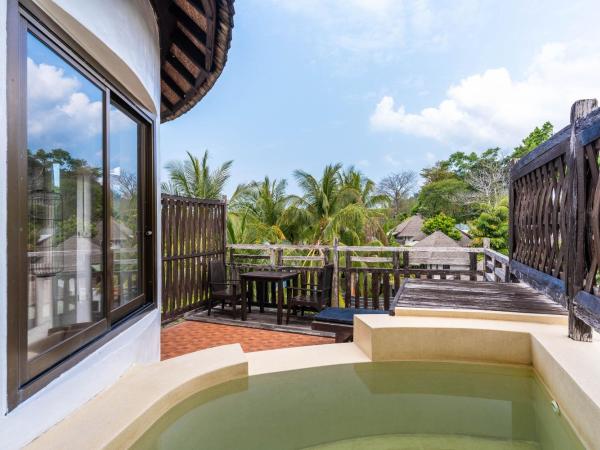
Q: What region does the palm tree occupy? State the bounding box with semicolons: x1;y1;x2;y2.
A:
339;166;389;208
291;164;381;245
162;150;232;199
229;177;290;243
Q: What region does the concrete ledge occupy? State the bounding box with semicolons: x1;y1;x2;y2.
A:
24;313;600;450
354;314;600;450
26;344;247;450
394;307;568;325
247;342;370;376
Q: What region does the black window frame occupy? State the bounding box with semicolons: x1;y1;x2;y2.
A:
6;0;157;410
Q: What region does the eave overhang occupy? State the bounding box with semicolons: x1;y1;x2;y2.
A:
151;0;234;123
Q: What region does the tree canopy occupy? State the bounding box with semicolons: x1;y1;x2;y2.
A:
512;122;553;159
163;121;554;254
162;150;232;200
421;213;462;240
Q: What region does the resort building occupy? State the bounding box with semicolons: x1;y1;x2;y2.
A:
410;230;470;271
390;214;426;245
0;0;234;447
0;2;598;450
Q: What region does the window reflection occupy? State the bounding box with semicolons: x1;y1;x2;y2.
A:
110;105;141;309
26;33;104;359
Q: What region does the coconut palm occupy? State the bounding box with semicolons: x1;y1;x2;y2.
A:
162;150;232;200
291;164;382;245
229;177;290;243
339;166;389;208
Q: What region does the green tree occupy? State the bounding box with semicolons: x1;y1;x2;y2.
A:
512;122;553;159
229;176;290;243
420;160;456;183
339;166;388;208
162;150;232;199
421;213;462;240
469;200;509;254
414;178;472;221
291;164;383;245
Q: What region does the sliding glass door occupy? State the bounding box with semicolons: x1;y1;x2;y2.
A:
109;102;146;318
26;31;107;377
8;11;155;399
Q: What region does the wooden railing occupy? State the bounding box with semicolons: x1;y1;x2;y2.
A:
161;194;226;323
509;99;600;340
228;243;488;311
483;248;511;283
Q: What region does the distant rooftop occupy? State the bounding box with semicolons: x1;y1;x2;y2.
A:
411;231;469;266
391;214;425;240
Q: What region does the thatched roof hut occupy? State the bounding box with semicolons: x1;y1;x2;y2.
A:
410;231;470;267
391;215;426;242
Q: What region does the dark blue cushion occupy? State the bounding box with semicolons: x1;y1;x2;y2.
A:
314;307;387;325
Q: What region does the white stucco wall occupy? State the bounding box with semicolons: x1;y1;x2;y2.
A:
1;311;160;449
0;1;162;448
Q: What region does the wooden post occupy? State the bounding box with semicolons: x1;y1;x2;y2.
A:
222;195;227;261
567;99;596;341
345;250;352;307
331;238;339;307
469;253;477;281
402;251;409;269
392;251;400;292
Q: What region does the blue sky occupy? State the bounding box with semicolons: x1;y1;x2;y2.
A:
160;0;600;196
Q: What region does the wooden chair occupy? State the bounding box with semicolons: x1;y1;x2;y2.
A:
208;260;243;319
286;264;334;324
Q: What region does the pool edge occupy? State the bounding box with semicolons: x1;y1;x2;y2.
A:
26;313;600;450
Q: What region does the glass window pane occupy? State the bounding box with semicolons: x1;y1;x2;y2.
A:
110;104;141;309
26;33;104;359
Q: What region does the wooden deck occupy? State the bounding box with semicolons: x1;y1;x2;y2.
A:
395;280;567;316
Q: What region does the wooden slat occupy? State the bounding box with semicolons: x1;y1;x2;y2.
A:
397;280;567;316
160;195;226;323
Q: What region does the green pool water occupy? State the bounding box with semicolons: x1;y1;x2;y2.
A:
132;362;584;450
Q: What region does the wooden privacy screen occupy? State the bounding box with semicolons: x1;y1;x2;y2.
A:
161;195;226;323
510;100;600;340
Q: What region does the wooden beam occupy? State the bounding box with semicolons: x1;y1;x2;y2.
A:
166;56;199;86
172;28;207;70
161;69;186;99
574;290;600;332
171;2;208;42
187;0;208;18
160;94;175;112
510;260;566;307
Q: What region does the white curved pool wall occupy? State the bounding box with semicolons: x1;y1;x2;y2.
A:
0;1;162;448
24;313;600;450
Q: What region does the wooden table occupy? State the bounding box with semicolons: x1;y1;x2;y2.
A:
240;271;299;324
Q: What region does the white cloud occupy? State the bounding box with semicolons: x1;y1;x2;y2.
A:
268;0;476;60
27;57;80;103
28;91;102;140
370;41;600;149
27;58;103;149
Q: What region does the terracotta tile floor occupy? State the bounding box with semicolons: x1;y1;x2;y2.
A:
161;321;334;360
